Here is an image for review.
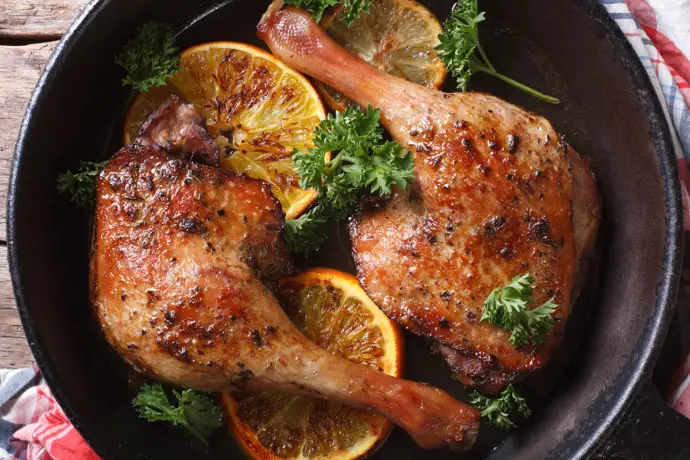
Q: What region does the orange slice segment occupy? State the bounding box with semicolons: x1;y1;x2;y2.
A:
221;268;403;459
316;0;446;112
123;42;326;219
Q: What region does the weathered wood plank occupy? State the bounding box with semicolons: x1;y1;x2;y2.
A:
0;0;87;39
0;245;34;368
0;42;56;243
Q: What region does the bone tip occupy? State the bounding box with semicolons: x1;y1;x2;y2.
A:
439;431;478;453
450;425;479;452
258;0;285;33
446;409;480;452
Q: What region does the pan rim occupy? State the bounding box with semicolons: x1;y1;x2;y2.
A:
6;0;684;458
7;0;111;453
556;0;682;458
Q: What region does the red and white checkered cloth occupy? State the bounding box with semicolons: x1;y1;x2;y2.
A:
604;0;690;227
1;1;689;459
0;368;98;460
602;0;690;418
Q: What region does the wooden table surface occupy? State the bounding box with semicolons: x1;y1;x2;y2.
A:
0;0;87;368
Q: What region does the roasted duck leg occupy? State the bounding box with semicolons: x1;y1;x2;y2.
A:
91;96;479;450
258;4;600;394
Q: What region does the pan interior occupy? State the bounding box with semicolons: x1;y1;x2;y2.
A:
7;0;681;459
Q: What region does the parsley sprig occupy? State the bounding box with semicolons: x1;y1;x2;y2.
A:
470;384;531;430
132;383;222;445
340;0;372;25
285;0;371;25
481;273;557;348
114;22;179;93
57;160;109;208
436;0;560;104
286;105;414;254
284;207;330;254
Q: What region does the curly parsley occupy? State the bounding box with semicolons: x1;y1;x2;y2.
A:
285;105;414;254
56;160;109;208
340;0;372;25
470;384;531;430
285;0;371;25
283;207;330;255
114;22;179;93
132;383;222;445
481;273;557;348
436;0;559;103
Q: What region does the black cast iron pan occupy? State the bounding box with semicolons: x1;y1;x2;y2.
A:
7;0;688;458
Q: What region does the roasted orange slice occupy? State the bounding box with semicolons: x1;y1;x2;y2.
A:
220;268;403;459
123;42;326;219
316;0;446;112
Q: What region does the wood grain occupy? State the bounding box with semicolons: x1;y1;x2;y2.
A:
0;43;55;367
0;42;56;243
0;0;87;39
0;245;33;368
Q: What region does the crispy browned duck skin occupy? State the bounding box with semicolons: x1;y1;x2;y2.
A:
258;4;600;395
90;96;479;451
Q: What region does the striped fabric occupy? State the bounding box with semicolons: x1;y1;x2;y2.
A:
1;1;689;459
603;0;690;226
0;368;97;460
603;0;690;418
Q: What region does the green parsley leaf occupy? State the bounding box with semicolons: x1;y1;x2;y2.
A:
284;207;330;254
174;388;223;442
321;174;361;218
364;142;416;195
284;0;339;23
436;0;560;103
340;0;372;26
287;105;414;254
480;273;557;348
132;383;186;424
284;0;371;25
293;148;326;191
132;384;222;445
114;22;179;93
56;160;109;208
469;384;531;430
